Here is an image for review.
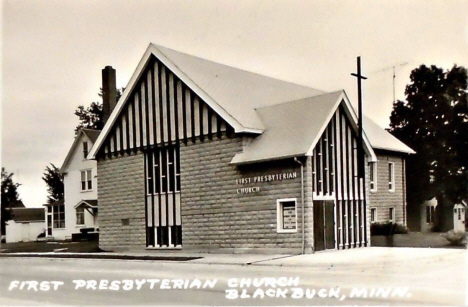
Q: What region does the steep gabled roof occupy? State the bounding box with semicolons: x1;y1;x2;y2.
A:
89;43;323;159
60;128;100;173
231;91;377;164
363;116;415;154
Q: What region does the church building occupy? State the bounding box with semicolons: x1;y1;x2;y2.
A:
89;43;410;253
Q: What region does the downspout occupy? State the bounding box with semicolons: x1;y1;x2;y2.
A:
294;157;305;254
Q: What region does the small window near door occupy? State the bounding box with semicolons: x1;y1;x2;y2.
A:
389;207;395;222
388;162;395;192
370;208;377;223
76;207;85;225
277;199;297;233
369;162;377;192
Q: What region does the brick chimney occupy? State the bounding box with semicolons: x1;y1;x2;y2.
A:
102;66;117;125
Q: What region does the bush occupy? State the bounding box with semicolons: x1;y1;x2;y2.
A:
371;222;408;236
441;230;467;246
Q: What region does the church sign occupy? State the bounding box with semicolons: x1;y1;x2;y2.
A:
235;172;298;194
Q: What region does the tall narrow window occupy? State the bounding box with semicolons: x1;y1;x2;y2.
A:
53;204;65;228
145;146;182;248
370;208;377;223
389;207;395;222
76;207;85;225
83;141;89;159
369;162;377;192
426;206;436;224
81;170;93;191
388;162;395;191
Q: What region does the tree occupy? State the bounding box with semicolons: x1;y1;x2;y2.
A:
42;163;64;204
74;88;124;134
389;64;468;231
1;168;24;235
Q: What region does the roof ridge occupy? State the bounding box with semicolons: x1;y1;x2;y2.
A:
153;43;324;92
255;90;343;110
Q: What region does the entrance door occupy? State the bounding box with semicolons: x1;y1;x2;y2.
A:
314;201;335;251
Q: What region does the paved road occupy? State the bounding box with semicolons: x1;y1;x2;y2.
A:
0;248;466;306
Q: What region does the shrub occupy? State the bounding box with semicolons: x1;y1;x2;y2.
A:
371;222;408;236
441;230;467;246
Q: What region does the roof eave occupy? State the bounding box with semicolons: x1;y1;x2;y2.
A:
230;152;307;166
60;130;86;173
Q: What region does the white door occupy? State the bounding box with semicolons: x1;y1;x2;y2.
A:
454;207;465;232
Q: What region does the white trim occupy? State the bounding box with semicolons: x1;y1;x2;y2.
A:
276;198;298;233
61;130;88;173
74;200;98;209
80;169;93;192
388;162;395;192
88;43;256;160
305;92;377;162
369;162;378;192
370;207;377;223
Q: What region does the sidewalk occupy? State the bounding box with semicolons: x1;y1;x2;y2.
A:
1;247;466;267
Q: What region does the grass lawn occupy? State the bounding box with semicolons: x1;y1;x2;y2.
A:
371;232;465;248
0;240;101;253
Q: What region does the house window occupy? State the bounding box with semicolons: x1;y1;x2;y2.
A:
81;170;92;191
458;208;462;220
76;207;85;225
389;207;395;222
369;162;377;192
426;206;435;224
277;199;297;233
388;162;395;191
370;208;377;223
83;141;88;159
53;204;65;228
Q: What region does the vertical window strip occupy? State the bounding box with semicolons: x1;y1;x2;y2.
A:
122;114;128;151
328;122;335;194
174;78;180;142
150;63;157;146
138;88;144;148
144;72;151;147
323;129;329;195
182;85;188;142
158;62;165;146
316;142;322;194
135;95;141;149
166;71;173;143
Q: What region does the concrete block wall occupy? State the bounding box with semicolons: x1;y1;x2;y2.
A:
368;152;406;225
180;135;304;253
97;152;146;251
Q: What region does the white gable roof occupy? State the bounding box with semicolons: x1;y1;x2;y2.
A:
61;129;100;173
363;116;415;154
231;91;377;164
89;43;323;159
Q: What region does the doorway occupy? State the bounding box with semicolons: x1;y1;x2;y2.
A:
313;200;335;251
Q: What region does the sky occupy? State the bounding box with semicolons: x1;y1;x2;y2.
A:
2;0;468;208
